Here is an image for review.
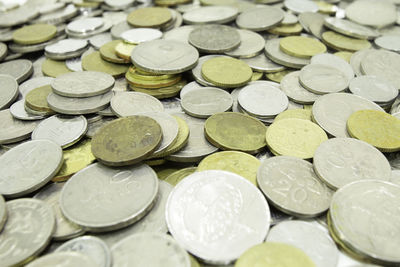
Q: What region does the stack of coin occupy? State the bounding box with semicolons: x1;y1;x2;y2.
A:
66;17;112;39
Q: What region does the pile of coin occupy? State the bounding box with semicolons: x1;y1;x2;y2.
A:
1;0;400;266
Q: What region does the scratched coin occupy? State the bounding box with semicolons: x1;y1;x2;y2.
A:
0;140;63;198
60;163;158;232
0;109;39;144
26;251;97;267
257;156;333;218
0;198;55;267
0;194;6;232
110;91;164;117
166;170;271;265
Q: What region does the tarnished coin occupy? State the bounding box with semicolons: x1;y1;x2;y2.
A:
0;74;18;109
13;24;57;45
131;39;199;74
127;7;172;28
242;53;285;73
0;109;39;144
111;91;164;117
330;180;400;265
60;163;158;231
26;252;97;267
32;115;88;148
280;36;326;59
0;198;55;266
349;75;398;103
280;71;319;104
34;182;84;240
313;138;392;190
310;53;355;81
91;116;162;166
265;39;310;69
312;93;383;137
0;59;33;83
56;236;111;267
236;6;284;31
112;233;190;267
181;87;233;118
224;30;265;58
182;6;238;25
51;71;115;98
100;40;130;64
284;0;319;14
19;76;54;97
324;17;380;40
166;170;270;265
257;156;332;217
267;221;339;267
345;0;397;28
189;25;241;53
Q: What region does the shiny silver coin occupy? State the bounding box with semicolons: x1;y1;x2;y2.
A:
0;59;33;83
121;28;163;44
45;39;88;60
310;53;354;81
265;38;310;69
67;17;104;34
0;74;18;109
0;194;6;232
284;0;319;14
280;71;319;104
31;115;88;148
60;163;158;232
0;198;55;266
180;81;203;98
19;76;54;97
0;5;39;27
166;170;270;265
88;32;113;49
298;11;326;39
324;17;380;40
110;91;164;117
66;21;113;39
191;55;221;86
349;75;398;104
374;35;400;52
225;29;265;58
236;6;284;31
163;25;197;44
242;53;285;73
182;6;238;25
110;21;133;39
26;251;97;267
66;57;83;72
0;109;39;144
34;182;84;241
10;100;45;120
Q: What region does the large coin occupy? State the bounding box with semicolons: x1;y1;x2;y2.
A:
111;91;164;117
323;17;380;40
0;140;63;198
236;6;284;31
166;170;270;265
188;25;240;53
26;252;97;267
0;74;18;109
349;75;398;105
60;163;158;232
0;199;55;266
0;109;39;144
310;53;355;81
182;6;238;25
345;0;397;28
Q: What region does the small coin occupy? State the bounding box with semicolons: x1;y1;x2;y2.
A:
111;91;164;117
19;76;54;97
42;58;71;77
310;53;355;81
89;32;113;49
45;39;88;60
345;0;397;28
349;75;398;103
0;59;33;83
121;28;162;44
280;36;326;59
224;29;265;58
13;24;57;45
322;31;371;52
284;0;319;14
127;7;172;27
166;170;270;265
242;53;285;73
67;17;104;34
25;84;54;114
100;40;130;64
265;38;310;69
280;71;319;104
324;17;380;40
0;74;18;109
182;6;238;25
26;251;97;267
82;51;129;78
0;194;6;231
32;115;88;148
236;6;284;31
60;162;158;231
0;109;39;144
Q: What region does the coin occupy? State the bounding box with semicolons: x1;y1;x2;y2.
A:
19;76;54;97
224;29;265;58
164;167;196;186
82;51;129;78
85;116;115;139
280;36;327;59
345;0;397;28
374;35;400;52
111;91;164;117
236;6;284;31
42;58;71;77
0;198;55;266
89;32;112;49
13;24;57;45
34;182;84;240
45;38;87;60
349;75;398;104
166;170;270;265
322;31;371;52
127;7;172;27
313;137;392;190
0;74;18;109
60;163;158;231
0;194;6;231
121;28;162;44
284;0;319;14
280;71;319;104
163;25;197;44
334;51;353;62
324;17;380;40
182;6;238;25
265;38;310;69
274;108;312;122
205;112;267;154
191;55;221;86
99;40;130;64
242;53;285;73
91;116;162;165
310;53;355;81
189;25;241;53
26;252;97;267
0;41;7;60
0;5;39;27
0;59;33;83
0;109;39;144
67;17;104;33
25;84;54;114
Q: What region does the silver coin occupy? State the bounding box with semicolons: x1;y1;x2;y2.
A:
167;112;218;162
265;38;310;69
0;5;39;27
312;93;383;138
10;100;45;121
310;53;354;80
111;21;133;39
391;170;400;186
181;87;233;118
51;71;115;98
236;6;284;31
34;4;78;24
284;0;318;14
314;138;392;190
131;39;199;74
225;29;265;58
189;25;241;53
298;11;326;39
45;39;88;60
345;0;397;28
349;75;398;104
110;91;164;117
60;163;158;232
257;156;333;218
97;106;115;116
330;180;400;265
374;35;400;52
89;33;113;49
163;25;197;44
67;17;104;34
39;2;65;14
85;117;115;138
282;12;298;25
182;6;238;25
9;33;67;55
112;232;190;267
166;170;270;265
324;17;380;40
0;194;6;232
0;74;18;109
66;57;83;72
26;251;97;267
0;109;39;144
121;28;163;44
47;91;113;115
0;42;7;61
104;0;135;8
238;83;288;118
139;112;179;154
349;49;375;77
180;81;203;98
0;59;33;83
19;76;54;97
66;21;113;39
280;71;319;104
0;198;55;266
96;180;173;246
34;182;84;240
191;55;221;86
102;11;127;26
55;236;111;267
267;220;339;267
32;115;88;148
299;64;349;94
242;53;285;73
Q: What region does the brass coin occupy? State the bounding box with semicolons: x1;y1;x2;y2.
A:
164;167;197;186
274;109;312;122
251;72;263;81
268;23;303;36
25;85;54;113
280;36;327;58
334;51;353;62
91;115;162;166
126;71;181;89
42;58;71;78
82;51;129;78
115;42;136;61
127;7;172;28
266;69;293;83
204;112;267;154
129;80;186;99
322;31;371;52
13;24;57;45
128;67;175;81
100;40;131;64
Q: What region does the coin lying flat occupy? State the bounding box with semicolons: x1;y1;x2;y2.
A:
127;7;172;28
166;170;270;265
265;38;310;69
313;137;392;190
0;140;63;197
236;6;284;31
0;59;33;83
191;55;220;86
0;74;18;109
322;31;371;52
280;36;326;59
189;25;241;53
82;51;129;78
284;0;318;14
323;17;380;40
374;35;400;52
45;39;88;60
42;58;71;77
257;156;332;217
310;53;355;81
274;109;312;122
345;0;397;28
26;252;97;267
242;53;285;73
111;91;164;117
0;199;55;267
182;6;238;25
25;84;54;114
349;75;398;104
164;167;196;186
19;76;54;97
224;29;265;58
60;163;158;232
121;28;162;44
280;71;319;104
13;24;57;45
0;109;39;144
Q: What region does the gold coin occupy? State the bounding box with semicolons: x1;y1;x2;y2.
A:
25;85;54;113
334;51;353;62
125;71;181;89
205;112;267;154
42;58;71;77
251;71;263;81
100;40;131;64
266;69;293;83
13;24;57;45
347;110;400;152
315;1;336;14
115;42;136;61
129;80;186;99
274;109;312;122
322;31;371;52
280;36;327;58
201;57;253;88
268;23;303;36
52;139;95;182
127;7;172;28
91;116;163;166
82;51;129;78
303;104;313;110
197;151;260;185
266;118;328;159
129;67;175;81
145;158;166;166
165;167;197;186
73;0;100;8
235;242;316;267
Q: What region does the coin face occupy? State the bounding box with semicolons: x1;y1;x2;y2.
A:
236;6;284;31
0;199;55;267
345;0;397;28
310;53;355;81
111;91;164;117
166;170;270;265
280;71;319;104
127;7;172;28
13;24;57;45
0;109;39;144
349;75;398;103
280;36;327;59
265;38;309;69
182;6;238;25
10;100;44;121
322;31;371;52
26;251;97;267
323;17;380;40
0;140;63;198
